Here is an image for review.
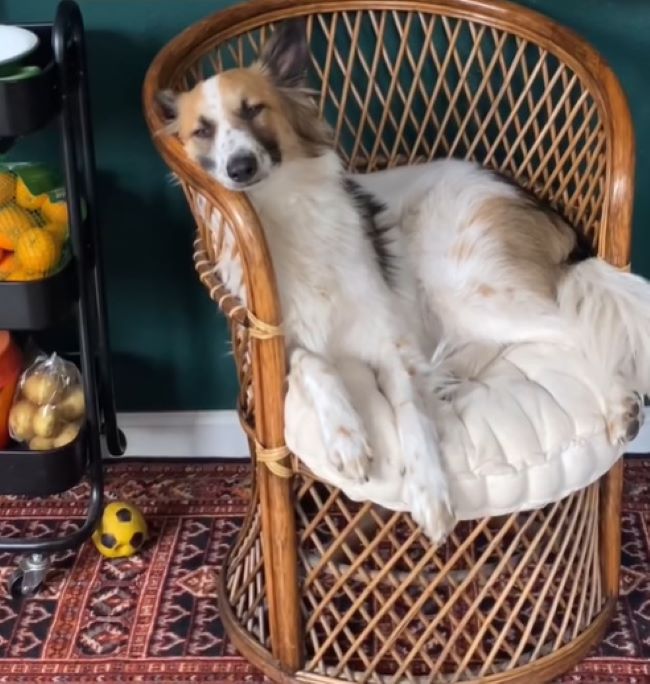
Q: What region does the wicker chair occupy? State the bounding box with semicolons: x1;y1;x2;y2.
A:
143;1;634;681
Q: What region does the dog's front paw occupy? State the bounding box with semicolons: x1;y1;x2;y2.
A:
326;418;372;484
405;469;455;546
607;391;645;446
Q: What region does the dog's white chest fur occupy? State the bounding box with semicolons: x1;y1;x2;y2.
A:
246;151;454;540
249;152;391;356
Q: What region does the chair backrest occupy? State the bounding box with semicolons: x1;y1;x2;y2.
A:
144;0;634;264
143;0;635;446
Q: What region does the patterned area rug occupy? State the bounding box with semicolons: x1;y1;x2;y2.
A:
0;459;648;683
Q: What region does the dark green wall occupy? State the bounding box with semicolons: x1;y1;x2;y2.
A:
1;1;648;412
2;0;241;412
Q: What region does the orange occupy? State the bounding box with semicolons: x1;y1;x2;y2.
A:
41;196;69;224
5;269;40;282
14;228;61;276
43;221;69;245
0;253;16;280
15;176;46;211
0;172;15;205
0;205;36;250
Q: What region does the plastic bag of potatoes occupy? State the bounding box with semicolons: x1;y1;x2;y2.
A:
8;352;85;450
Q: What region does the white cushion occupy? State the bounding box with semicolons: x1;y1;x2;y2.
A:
285;342;622;520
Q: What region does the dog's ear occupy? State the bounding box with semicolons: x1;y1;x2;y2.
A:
258;19;309;88
156;89;180;129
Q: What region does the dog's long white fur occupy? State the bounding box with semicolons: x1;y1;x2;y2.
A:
358;160;650;401
558;259;650;396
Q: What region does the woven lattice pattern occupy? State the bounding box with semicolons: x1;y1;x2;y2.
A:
225;502;269;648
221;476;606;682
177;9;606;248
189;189;255;434
295;478;604;683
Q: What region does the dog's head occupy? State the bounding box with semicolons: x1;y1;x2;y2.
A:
157;20;331;191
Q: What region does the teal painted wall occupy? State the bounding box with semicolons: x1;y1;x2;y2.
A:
2;0;241;412
1;1;648;412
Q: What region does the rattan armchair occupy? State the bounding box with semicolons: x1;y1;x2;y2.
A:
143;1;634;681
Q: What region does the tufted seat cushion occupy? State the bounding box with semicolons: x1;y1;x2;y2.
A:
285;342;622;519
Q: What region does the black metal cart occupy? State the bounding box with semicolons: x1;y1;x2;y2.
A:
0;0;124;595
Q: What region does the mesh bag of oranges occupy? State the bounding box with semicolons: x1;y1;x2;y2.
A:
0;162;70;282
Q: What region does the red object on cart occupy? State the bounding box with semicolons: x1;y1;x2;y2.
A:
0;331;22;449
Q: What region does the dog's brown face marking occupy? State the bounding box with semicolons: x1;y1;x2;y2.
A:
216;68;294;162
174;86;213;141
159;85;219;171
156;20;332;190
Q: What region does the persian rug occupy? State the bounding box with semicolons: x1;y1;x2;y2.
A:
0;459;648;683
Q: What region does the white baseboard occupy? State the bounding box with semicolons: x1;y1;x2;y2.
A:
113;410;249;459
110;406;650;460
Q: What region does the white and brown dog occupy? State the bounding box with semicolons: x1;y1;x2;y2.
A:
158;20;650;542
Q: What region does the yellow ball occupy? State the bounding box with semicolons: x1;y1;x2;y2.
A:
92;501;148;559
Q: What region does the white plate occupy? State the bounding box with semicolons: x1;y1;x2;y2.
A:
0;26;39;67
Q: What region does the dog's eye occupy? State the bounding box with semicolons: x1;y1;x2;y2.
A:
240;100;266;120
192;117;215;139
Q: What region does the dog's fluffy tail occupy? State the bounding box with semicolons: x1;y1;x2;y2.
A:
558;258;650;395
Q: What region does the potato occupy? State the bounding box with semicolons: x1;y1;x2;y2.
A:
29;436;54;451
8;400;36;441
52;421;81;448
22;373;62;406
57;387;85;421
32;405;60;438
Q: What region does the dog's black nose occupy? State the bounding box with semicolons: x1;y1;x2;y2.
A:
226;153;258;183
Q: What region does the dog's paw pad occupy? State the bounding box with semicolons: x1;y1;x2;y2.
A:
608;392;645;446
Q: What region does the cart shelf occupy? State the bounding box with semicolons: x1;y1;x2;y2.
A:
0;257;77;330
0;429;85;496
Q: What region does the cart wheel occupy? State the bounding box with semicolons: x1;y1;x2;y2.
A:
9;553;49;597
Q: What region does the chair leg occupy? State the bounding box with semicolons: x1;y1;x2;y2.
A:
599;459;624;598
259;466;303;671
